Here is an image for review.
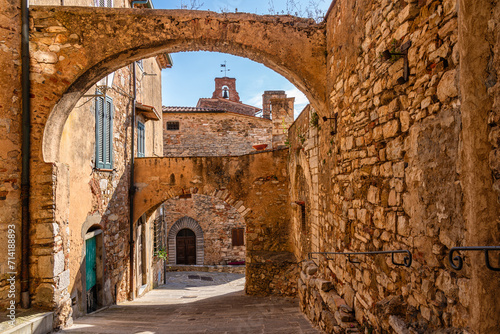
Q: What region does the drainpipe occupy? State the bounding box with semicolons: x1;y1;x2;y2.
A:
128;0;151;301
21;0;31;309
129;62;136;300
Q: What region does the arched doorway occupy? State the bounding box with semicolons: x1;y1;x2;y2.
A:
176;229;196;265
167;216;204;265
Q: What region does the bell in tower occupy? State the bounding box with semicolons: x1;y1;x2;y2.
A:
211;77;240;103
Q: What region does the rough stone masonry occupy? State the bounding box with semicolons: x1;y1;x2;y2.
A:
0;1;500;333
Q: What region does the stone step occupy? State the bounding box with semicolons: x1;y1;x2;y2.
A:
0;310;53;334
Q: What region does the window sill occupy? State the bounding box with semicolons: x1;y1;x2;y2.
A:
95;168;114;172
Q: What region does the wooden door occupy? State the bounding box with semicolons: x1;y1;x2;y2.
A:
176;229;196;265
86;237;97;313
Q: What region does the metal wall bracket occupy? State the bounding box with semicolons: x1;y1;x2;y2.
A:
382;40;412;84
308;250;412;268
448;246;500;271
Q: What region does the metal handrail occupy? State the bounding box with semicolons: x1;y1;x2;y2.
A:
448;246;500;271
308;250;412;268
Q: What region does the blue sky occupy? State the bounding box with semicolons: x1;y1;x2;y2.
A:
154;0;330;118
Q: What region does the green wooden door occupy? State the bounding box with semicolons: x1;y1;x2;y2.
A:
86;237;97;291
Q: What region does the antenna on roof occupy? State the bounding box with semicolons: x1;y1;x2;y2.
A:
220;60;230;77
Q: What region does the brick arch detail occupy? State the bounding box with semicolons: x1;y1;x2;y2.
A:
167;216;204;265
135;169;253;224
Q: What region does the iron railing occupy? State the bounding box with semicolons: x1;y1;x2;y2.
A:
448;246;500;271
308;250;412;268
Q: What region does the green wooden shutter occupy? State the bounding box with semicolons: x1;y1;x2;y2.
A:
95;95;104;169
95;93;113;169
137;121;145;157
104;97;113;169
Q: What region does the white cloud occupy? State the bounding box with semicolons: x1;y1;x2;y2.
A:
285;87;310;119
247;94;264;108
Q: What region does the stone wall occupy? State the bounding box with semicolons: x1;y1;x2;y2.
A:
163;194;246;265
288;105;319;260
0;0;22;309
163;112;272;157
289;0;483;332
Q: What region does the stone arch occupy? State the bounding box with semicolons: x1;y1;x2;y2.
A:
133;156;259;223
289;139;315;258
167;216;204;265
28;6;327;163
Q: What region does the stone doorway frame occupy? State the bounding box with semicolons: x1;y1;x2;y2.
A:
167;217;204;265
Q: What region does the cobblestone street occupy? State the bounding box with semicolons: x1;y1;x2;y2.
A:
56;272;320;334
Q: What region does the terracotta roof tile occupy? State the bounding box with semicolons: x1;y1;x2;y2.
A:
162;106;225;113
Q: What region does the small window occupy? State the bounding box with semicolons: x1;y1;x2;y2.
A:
167;121;179;131
232;228;244;247
137;121;145;158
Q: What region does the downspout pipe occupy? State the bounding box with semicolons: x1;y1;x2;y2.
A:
21;0;31;309
128;0;151;301
129;62;136;300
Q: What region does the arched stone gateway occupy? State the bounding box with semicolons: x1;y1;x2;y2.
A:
134;150;297;296
167;217;204;266
25;7;323;321
28;6;327;164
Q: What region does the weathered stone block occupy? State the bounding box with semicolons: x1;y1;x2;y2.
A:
437;69;458;102
33;50;58;64
306;264;318;275
398;4;419;24
383;120;400;139
393;21;410;41
367;186;380;204
58;269;70;290
373;206;385;229
386;137;403;160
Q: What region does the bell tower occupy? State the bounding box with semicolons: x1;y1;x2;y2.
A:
211;77;241;103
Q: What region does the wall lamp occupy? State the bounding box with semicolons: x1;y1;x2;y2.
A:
322;115;337;135
382;40;412;85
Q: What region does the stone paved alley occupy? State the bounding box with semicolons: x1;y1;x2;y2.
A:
56;272;320;334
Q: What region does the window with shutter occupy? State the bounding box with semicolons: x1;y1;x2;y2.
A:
95;93;114;170
95;0;113;7
137;121;145;158
232;228;244;247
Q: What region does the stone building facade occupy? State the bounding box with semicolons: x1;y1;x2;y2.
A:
1;1;500;333
163;79;294;157
2;0;171;324
162;108;273;157
162;78;294;268
163;194;246;266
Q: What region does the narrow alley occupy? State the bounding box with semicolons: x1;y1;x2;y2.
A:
57;272;319;334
